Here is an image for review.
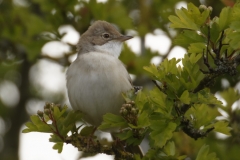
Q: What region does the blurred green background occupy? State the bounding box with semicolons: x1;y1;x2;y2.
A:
0;0;239;160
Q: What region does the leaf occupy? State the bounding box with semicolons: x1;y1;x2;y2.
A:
23;122;38;132
169;8;199;30
228;31;240;50
179;90;191;104
219;88;240;108
185;104;219;129
80;126;95;136
116;130;143;145
149;88;168;114
219;7;232;31
163;141;175;156
52;142;64;153
137;111;150;128
188;43;206;54
174;30;205;48
196;144;219;160
214;121;231;135
98;113;128;130
53;105;67;121
144;64;159;78
49;134;64;143
150;120;177;148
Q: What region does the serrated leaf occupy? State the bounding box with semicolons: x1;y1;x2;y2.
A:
174;30;205;48
22;128;33;133
188;43;206;54
98;113;128;130
116;130;133;141
228;31;240;49
135;91;147;110
179;90;191;104
49;134;64;143
219;7;232;31
24;121;38;131
116;130;142;145
214;121;231;135
53;105;67;121
196;144;219;160
150;120;177;148
169;9;198;30
37;124;52;133
230;21;240;31
30;115;43;125
185;104;219;128
52;142;63;153
149;88;168;114
80;126;95;136
219;88;240;108
163;141;175;156
144;64;159;78
137;111;150;128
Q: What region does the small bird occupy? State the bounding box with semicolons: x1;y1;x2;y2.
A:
66;20;133;127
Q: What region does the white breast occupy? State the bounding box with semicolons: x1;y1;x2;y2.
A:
66;52;132;126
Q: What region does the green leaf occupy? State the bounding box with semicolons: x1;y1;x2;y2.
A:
30;115;43;125
135;91;148;110
144;64;159;78
49;134;64;143
137;111;150;128
196;144;219;160
174;30;205;48
219;88;240;109
52;142;64;153
23;122;38;132
185;104;219;129
228;31;240;50
214;121;231;135
98;113;128;131
149;88;168;114
219;7;232;31
150;120;177;148
163;141;175;156
169;9;198;30
179;90;191;104
80;126;95;136
188;43;206;54
116;130;143;145
53;105;67;121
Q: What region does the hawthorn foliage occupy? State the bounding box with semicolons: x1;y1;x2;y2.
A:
23;3;240;160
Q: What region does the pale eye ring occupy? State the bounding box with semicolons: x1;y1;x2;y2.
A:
102;33;110;39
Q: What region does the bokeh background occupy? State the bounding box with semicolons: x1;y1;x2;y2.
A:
0;0;239;160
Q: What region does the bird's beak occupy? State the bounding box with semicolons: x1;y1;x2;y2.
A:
116;35;133;42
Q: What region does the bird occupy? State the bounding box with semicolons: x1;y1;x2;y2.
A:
66;20;133;127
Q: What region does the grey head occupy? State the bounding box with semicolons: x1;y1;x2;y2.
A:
77;20;132;57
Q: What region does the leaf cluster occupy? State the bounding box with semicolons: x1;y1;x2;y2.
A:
22;2;240;160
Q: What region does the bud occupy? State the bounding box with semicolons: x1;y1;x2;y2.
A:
50;103;54;111
207;6;213;13
129;101;135;105
125;104;132;109
37;110;44;117
44;102;51;109
44;109;50;114
199;4;207;12
131;108;137;114
122;109;128;115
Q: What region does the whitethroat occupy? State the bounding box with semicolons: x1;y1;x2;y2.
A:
66;20;144;157
66;20;133;127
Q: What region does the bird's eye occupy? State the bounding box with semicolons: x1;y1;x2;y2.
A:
102;33;110;39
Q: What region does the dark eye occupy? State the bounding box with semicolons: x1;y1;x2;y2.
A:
102;33;110;39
